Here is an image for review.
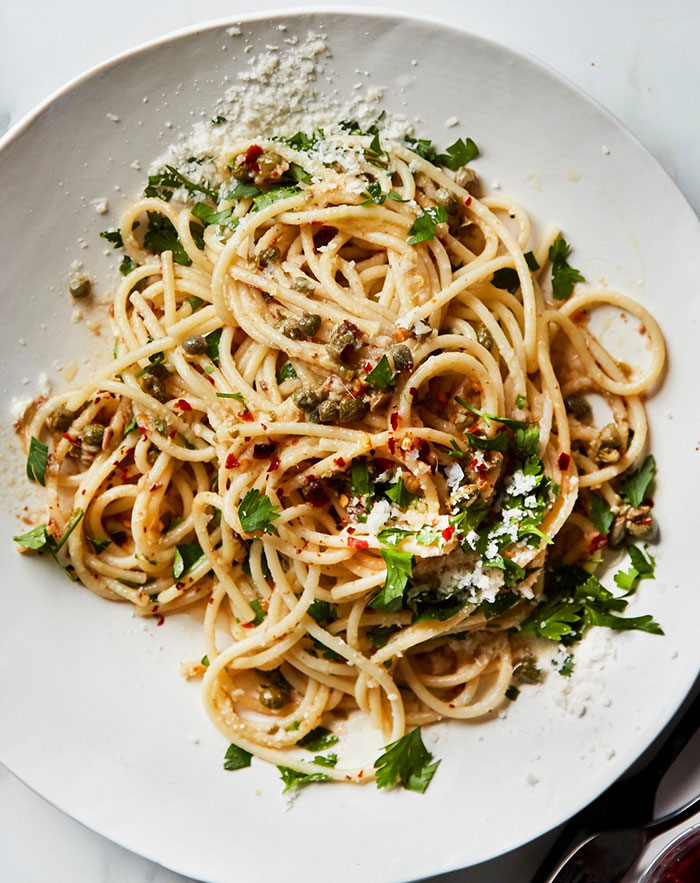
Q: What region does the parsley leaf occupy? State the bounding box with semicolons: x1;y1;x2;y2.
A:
454;396;531;430
253;186;300;212
192;202;239;231
278;766;331;792
276;361;297;383
249;599;267;626
513;426;540;458
172;542;206;579
307;599;338;624
364;132;389;168
205;328;223;364
589;494;614;536
614;544;656;593
360;182;406;205
368;625;398;649
312;753;338;768
549;237;585;300
223;744;252;771
620;455;656;508
119;255;138;276
366;355;394;389
13;524;50;550
144;164;217;201
524;251;540;271
374;727;440;793
445;438;468;460
88;536;111;553
288;162;312;184
377;527;414;546
466;430;509;452
238;489;280;535
370;548;413;612
505;685;520;701
298;726;339;751
143;212;190;265
227;181;261;200
26;436;48;485
351;461;371;497
100;229;123;248
407;206;448;245
385;477;417;509
435;137;479;170
403;135;438;163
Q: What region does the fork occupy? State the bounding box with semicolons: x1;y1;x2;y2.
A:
532;684;700;883
542;791;700;883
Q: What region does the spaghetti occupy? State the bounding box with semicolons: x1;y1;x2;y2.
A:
16;128;666;787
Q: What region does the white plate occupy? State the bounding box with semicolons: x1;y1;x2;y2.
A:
1;9;699;883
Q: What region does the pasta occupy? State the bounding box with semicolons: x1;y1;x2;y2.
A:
15;127;665;789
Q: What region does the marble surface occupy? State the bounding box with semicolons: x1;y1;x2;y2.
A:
1;1;699;881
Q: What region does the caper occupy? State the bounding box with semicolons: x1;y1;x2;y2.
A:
146;445;160;465
307;408;320;423
628;515;658;542
81;423;104;448
298;313;321;338
338;396;367;423
183;335;207;355
337;365;356;381
327;320;362;363
435;187;459;214
476;323;493;351
389;344;413;373
142;373;169;403
565;396;592;421
146;363;169;379
594;423;622;464
293;276;315;294
69;276;91;299
609;518;627;549
318;399;340;423
256;151;285;182
230;161;253;182
257;246;280;268
454;167;478;191
47;405;75;433
292;388;322;412
259;683;289;710
513;657;542;685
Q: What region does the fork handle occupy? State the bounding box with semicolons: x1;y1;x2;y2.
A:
643;791;700;840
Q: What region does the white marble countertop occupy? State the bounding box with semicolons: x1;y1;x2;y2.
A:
2;2;699;881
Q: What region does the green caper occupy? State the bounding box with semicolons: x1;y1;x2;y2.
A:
183;335;207;355
338;396;367;423
435;188;459;214
81;423;105;448
256;151;285;182
513;657;542;685
230;162;253;182
318;399;340;423
142;373;169;403
257;246;280;268
259;683;289;710
476;323;493;351
307;408;321;423
627;516;658;542
337;365;356;381
293;276;315;294
69;276;91;299
146;445;160;465
47;405;75;433
594;423;622;464
297;313;321;338
565;396;592;421
146;363;169;379
454;167;478;191
389;344;413;373
292;388;322;412
608;518;627;549
327;321;362;363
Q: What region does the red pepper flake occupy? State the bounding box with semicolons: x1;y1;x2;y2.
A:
253;442;277;459
333;457;346;468
156;615;165;627
267;455;280;473
208;597;214;605
303;478;329;507
241;621;254;629
358;770;364;779
388;437;396;454
441;526;455;542
390;412;399;431
244;143;263;165
62;433;79;445
169;429;177;439
239;410;254;422
558;452;571;471
225;453;240;469
589;533;608;553
137;423;148;435
347;536;369;550
175;399;192;411
408;386;417;398
465;196;472;206
363;361;372;372
471;457;488;475
418;439;431;462
346;526;355;534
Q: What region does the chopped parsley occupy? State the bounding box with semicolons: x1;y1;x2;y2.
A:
144;164;217;202
435;137;479;170
298;726;339;751
143;212;190;265
227;181;261;200
620;455;656;508
307;599;338;624
238;489;280;535
549;236;585;300
223;744;252;771
360;182;406;205
407;206;448;245
589;494;614;536
491;267;520;293
364;132;389;168
454;397;531;430
14;510;84;580
88;536;111;554
172;542;206;579
276;361;297;383
465;430;509;452
253;186;301;212
205;328;223;364
384;477;417;509
614;544;655;593
377;526;414;546
278;766;331;791
119;255;138;276
192;201;239;231
366;355;394;389
370;548;413;612
374;727;440;793
505;685;520;701
249;599;268;626
26;436;48;486
100;229;123;248
351;461;372;498
524;251;540;271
